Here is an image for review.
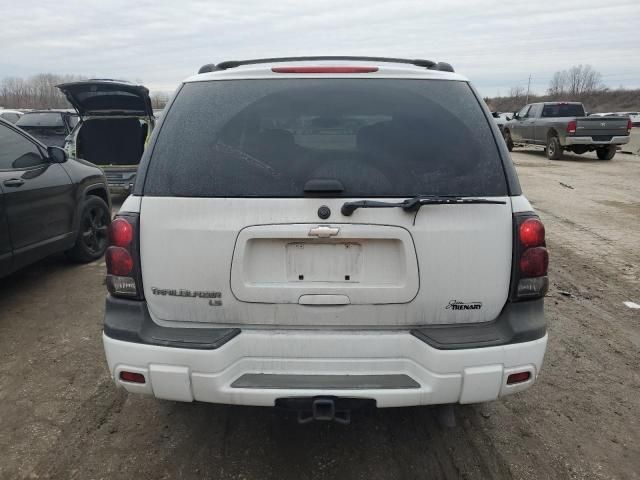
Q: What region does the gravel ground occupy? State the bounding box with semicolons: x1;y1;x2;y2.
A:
0;149;638;480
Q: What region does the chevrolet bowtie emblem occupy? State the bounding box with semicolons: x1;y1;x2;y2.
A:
308;226;340;238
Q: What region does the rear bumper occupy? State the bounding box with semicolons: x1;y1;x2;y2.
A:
103;297;547;408
563;135;630;146
102;168;138;194
104;332;546;407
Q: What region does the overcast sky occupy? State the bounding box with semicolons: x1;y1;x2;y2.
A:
2;0;639;97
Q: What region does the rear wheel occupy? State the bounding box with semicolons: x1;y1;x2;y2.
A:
596;146;616;160
66;196;111;263
503;130;514;152
546;136;563;160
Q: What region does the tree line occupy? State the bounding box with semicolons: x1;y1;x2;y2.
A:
0;73;169;110
547;65;603;97
487;64;639;113
506;65;604;101
0;73;87;109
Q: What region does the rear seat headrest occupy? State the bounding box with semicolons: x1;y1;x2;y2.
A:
257;129;296;148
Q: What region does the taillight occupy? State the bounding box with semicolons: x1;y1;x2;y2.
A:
106;247;133;276
520;247;549;278
271;66;378;74
109;218;133;247
519;218;545;247
567;120;577;134
627;118;633;134
106;214;143;299
510;214;549;301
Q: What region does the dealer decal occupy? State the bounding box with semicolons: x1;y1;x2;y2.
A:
446;300;482;311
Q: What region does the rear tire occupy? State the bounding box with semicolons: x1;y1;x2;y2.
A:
546;136;563;160
596;146;616;160
66;196;111;263
503;130;514;152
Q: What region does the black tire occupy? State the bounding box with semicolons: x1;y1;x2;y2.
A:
546;135;563;160
596;146;616;160
503;130;514;152
66;196;111;263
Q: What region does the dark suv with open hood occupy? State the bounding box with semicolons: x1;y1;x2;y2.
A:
57;80;154;194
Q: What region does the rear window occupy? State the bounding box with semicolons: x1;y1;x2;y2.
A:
144;79;507;198
16;112;64;128
0;112;20;123
542;104;585;118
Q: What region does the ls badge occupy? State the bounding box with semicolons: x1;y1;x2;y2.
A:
151;287;222;306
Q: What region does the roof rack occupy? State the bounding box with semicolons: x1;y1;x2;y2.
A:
197;56;454;74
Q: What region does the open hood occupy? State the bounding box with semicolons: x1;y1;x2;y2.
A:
57;80;153;118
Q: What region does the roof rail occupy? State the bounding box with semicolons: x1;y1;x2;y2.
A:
198;64;219;74
432;62;454;73
198;56;455;74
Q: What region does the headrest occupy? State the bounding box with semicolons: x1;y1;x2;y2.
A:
257;129;296;149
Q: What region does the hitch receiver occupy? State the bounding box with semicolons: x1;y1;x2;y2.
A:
276;396;375;424
298;398;351;424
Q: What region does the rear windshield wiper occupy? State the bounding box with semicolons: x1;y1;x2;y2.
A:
341;196;506;216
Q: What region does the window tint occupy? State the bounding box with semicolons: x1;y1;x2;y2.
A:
145;79;507;198
0;124;44;170
1;112;20;123
528;104;542;118
16;112;64;128
542;104;585;117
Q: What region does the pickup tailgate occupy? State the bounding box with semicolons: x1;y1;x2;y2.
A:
575;116;629;137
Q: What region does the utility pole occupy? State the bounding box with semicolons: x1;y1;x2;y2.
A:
525;74;531;104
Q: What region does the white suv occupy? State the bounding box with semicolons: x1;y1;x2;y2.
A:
103;57;548;421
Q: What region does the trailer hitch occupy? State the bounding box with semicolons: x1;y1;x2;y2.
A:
297;398;351;424
275;396;375;424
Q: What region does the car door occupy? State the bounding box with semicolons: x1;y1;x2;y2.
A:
522;104;540;143
0;182;12;275
0;122;75;270
511;105;530;141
